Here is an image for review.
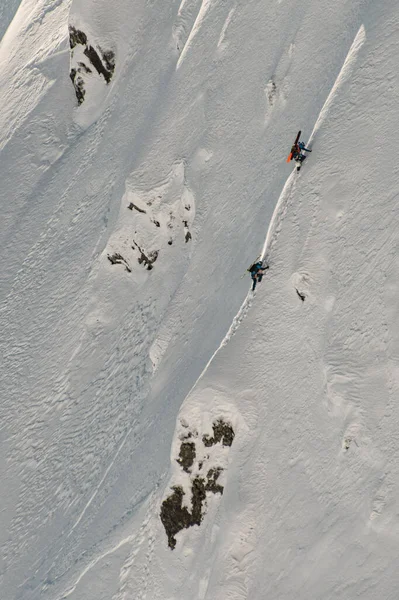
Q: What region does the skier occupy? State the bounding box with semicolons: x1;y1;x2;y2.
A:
286;131;312;171
248;261;269;291
290;140;311;163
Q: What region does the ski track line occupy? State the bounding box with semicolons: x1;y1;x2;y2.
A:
177;0;189;15
56;489;158;600
217;6;236;49
176;0;213;69
36;427;134;596
260;174;296;261
57;534;136;600
66;426;133;540
308;24;366;144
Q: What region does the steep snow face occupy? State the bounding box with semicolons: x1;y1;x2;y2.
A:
0;0;396;599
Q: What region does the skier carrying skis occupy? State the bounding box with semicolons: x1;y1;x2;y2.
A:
286;131;312;170
248;261;269;291
290;140;311;163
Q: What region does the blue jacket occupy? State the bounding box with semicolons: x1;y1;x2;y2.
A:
250;262;264;278
298;141;311;152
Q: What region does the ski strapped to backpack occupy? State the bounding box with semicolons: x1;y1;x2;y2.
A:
286;130;301;162
247;255;261;271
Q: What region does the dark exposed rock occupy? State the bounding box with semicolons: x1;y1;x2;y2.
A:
160;470;223;550
127;202;146;213
183;220;191;242
84;45;114;84
191;478;207;525
78;62;92;74
101;49;116;76
132;242;159;270
296;289;306;302
180;429;193;439
177;442;196;473
203;419;235;447
69;26;116;105
69;26;87;48
160;486;195;550
70;69;85;105
206;467;224;494
160;419;234;549
107;253;131;273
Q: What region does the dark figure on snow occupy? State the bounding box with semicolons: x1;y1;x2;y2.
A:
290;141;311;163
248;261;268;291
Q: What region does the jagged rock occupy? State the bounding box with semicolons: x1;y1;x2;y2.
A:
70;69;85;105
296;289;306;302
128;202;146;213
133;242;159;270
69;26;116;105
69;27;87;48
101;49;116;78
78;62;92;74
183;220;192;243
160;471;223;550
107;253;131;273
206;468;224;494
176;442;196;473
203;419;235;447
83;45;114;83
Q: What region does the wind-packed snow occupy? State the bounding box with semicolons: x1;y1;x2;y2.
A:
0;0;398;599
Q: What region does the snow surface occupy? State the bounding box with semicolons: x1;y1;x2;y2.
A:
1;0;399;599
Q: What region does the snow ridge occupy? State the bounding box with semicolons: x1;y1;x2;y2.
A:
308;23;366;144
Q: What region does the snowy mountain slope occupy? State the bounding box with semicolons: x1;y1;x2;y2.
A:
0;0;395;599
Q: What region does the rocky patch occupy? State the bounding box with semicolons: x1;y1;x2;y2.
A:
128;202;146;214
107;253;131;272
183;220;192;243
132;242;159;270
160;470;224;550
296;288;306;302
69;26;115;105
69;68;85;104
160;418;235;549
104;162;195;276
177;441;196;473
202;419;235;447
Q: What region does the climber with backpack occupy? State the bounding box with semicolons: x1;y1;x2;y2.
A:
286;131;312;171
248;261;269;291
